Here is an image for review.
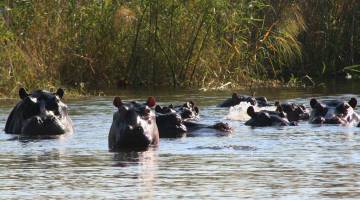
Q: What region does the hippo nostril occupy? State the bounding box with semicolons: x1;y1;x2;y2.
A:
133;126;144;134
34;116;43;124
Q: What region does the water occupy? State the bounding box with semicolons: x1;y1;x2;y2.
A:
1;84;360;199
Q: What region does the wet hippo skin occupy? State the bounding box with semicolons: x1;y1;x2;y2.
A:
309;98;359;125
155;102;232;138
218;93;270;107
5;88;73;136
108;97;159;151
245;106;296;127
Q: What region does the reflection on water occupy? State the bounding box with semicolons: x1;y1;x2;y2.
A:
1;85;360;199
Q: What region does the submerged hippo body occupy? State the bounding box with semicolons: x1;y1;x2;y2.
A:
156;113;187;138
155;103;231;138
309;98;359;125
183;121;232;136
109;97;159;151
218;93;270;107
245;106;296;127
5;88;73;136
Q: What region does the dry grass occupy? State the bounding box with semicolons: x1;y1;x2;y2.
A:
0;1;359;97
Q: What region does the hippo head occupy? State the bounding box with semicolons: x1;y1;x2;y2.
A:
245;96;257;106
293;104;309;120
155;105;176;114
255;96;270;107
246;106;273;126
5;88;73;136
310;98;357;124
179;101;199;120
218;93;260;107
246;106;293;126
108;97;159;151
275;102;309;122
210;122;233;132
156;113;187;138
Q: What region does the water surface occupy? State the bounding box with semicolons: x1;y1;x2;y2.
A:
1;84;360;199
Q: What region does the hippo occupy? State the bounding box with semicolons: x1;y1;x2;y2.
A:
155;101;199;121
156;113;187;138
108;97;159;151
218;93;270;107
275;102;310;122
155;104;176;115
309;97;359;125
183;121;232;136
155;103;232;138
245;106;296;127
156;113;232;138
5;88;73;136
163;101;199;121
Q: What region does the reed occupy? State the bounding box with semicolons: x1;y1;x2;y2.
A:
0;0;359;97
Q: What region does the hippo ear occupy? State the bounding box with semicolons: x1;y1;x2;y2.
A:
146;96;156;108
189;101;195;107
349;98;357;108
194;106;199;114
113;96;123;108
299;104;306;110
310;98;318;109
232;93;238;99
274;101;280;106
19;88;29;99
55;88;64;99
249;97;256;106
183;102;191;108
155;105;162;113
247;106;255;117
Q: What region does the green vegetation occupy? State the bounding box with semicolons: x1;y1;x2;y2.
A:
0;0;359;97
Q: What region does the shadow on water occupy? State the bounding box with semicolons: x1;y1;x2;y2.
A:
111;147;158;167
111;149;158;199
7;134;66;141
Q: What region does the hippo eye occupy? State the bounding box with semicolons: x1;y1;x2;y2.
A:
46;98;60;114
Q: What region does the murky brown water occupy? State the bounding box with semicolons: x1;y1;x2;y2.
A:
1;81;360;199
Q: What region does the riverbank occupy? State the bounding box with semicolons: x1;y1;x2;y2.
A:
1;77;357;102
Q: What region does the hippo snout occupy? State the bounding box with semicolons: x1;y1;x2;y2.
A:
22;115;65;135
127;125;144;135
325;116;342;124
312;116;325;124
120;125;151;150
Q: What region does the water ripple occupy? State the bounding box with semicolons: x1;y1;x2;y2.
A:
0;91;360;199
